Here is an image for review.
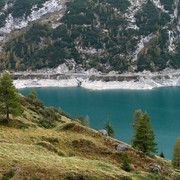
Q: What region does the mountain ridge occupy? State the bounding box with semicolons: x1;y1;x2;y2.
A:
0;0;179;73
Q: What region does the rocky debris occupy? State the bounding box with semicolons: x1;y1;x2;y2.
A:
0;0;64;34
98;129;108;136
116;144;128;151
132;34;156;62
150;163;161;173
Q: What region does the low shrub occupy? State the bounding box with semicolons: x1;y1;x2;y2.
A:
61;111;71;119
38;118;56;129
68;151;76;157
148;153;156;159
41;107;60;121
72;139;93;148
1;169;15;180
35;141;58;153
35;141;65;157
121;159;132;172
59;123;76;131
114;152;131;163
16;120;29;129
119;176;132;180
58;151;65;157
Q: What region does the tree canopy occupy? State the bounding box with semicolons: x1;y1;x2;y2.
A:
132;109;143;133
132;111;158;155
104;120;114;138
172;138;180;167
0;72;22;122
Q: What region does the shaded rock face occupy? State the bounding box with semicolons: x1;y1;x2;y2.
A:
116;144;128;151
98;129;108;136
150;163;161;173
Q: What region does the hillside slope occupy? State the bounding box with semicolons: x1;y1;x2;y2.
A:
0;93;180;180
0;0;179;73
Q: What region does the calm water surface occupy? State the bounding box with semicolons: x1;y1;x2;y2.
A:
19;87;180;159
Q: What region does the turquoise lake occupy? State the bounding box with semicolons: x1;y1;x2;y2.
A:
19;87;180;160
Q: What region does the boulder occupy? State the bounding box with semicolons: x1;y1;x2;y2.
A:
150;163;161;173
98;129;108;136
116;144;128;151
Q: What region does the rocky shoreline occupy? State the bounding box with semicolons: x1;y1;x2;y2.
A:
11;65;180;90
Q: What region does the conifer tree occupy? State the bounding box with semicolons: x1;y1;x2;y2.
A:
172;138;180;167
104;120;114;138
132;109;143;132
27;45;31;56
132;112;158;155
0;72;22;122
27;88;37;100
160;152;165;158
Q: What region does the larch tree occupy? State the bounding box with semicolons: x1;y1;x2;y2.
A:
132;109;143;132
0;72;22;122
132;111;158;155
104;120;114;138
83;115;90;127
172;138;180;167
27;88;38;101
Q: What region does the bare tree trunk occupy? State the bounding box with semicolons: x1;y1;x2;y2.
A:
6;105;9;122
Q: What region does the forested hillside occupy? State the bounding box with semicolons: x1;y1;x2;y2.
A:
0;0;179;73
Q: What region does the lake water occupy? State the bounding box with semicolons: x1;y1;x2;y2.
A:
19;87;180;160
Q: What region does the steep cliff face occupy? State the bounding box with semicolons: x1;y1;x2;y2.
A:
0;0;179;73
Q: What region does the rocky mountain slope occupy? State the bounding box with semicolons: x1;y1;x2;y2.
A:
0;92;180;179
0;0;179;73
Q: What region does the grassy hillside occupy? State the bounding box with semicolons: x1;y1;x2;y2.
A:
0;93;180;180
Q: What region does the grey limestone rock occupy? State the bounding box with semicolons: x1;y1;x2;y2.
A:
98;129;108;136
150;163;161;173
116;144;128;151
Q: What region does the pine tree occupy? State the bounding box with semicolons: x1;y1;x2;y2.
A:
104;120;114;138
172;138;180;167
160;152;165;158
0;72;23;122
132;112;158;155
